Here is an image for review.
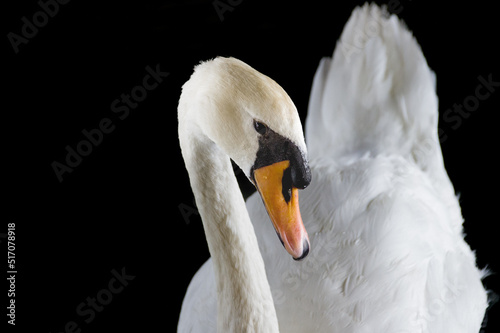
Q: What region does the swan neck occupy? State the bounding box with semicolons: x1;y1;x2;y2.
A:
179;127;279;332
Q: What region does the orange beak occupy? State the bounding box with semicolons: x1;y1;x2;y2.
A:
253;160;310;260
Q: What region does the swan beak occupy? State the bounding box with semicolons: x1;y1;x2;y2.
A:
253;160;310;260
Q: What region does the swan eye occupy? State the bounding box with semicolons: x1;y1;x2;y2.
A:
253;120;267;135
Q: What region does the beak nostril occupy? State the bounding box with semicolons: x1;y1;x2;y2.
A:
282;167;293;203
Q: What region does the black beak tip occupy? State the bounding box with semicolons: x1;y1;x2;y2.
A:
293;239;310;261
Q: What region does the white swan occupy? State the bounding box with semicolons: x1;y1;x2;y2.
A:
178;4;489;333
178;56;312;332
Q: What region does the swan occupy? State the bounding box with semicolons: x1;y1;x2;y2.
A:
177;56;312;332
178;4;489;333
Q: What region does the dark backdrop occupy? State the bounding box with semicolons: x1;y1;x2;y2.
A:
4;0;499;332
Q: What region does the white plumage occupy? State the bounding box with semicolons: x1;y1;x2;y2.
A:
178;4;488;332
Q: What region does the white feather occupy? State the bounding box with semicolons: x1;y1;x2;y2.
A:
178;4;488;332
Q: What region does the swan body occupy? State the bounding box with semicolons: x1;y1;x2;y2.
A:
178;4;488;333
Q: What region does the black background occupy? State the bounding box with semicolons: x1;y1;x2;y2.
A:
4;0;499;332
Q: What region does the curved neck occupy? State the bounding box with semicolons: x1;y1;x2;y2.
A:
179;125;279;332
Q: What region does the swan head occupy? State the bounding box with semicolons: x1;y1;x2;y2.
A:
179;57;311;260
